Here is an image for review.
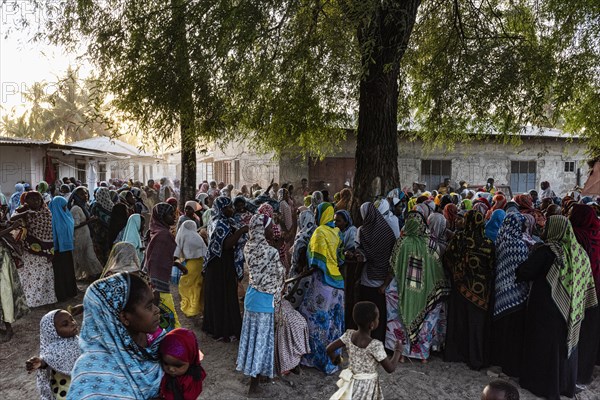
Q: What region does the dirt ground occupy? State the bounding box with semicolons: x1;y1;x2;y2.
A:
1;283;599;400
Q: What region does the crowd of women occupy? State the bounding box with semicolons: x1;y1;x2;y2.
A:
0;176;599;399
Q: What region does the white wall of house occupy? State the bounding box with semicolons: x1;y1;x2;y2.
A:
0;146;34;197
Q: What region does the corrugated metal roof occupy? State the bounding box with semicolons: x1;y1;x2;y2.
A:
0;136;52;145
67;137;156;157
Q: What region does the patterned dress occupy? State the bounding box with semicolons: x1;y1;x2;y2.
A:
0;240;29;325
337;330;387;400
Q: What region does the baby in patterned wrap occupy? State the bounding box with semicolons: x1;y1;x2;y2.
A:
326;301;403;400
25;309;81;400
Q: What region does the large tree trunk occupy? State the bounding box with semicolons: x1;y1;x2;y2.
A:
352;1;421;221
172;0;196;208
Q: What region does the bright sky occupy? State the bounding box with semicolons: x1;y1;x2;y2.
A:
0;1;93;114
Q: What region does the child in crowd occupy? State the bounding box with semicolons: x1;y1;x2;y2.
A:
26;309;80;400
481;380;520;400
159;328;207;400
326;301;402;400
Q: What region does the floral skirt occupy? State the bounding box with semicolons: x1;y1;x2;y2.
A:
236;311;275;378
385;278;447;360
17;252;57;308
298;271;344;374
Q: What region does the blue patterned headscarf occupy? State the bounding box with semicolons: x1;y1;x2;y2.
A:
206;197;234;265
49;196;75;252
9;183;24;215
493;213;530;318
68;273;164;399
485;209;506;243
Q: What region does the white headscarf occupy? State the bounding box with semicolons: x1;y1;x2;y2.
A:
37;310;81;400
377;198;400;238
175;220;208;260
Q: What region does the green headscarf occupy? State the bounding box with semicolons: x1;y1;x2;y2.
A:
461;198;473;211
545;215;598;357
391;212;449;344
38;181;49;193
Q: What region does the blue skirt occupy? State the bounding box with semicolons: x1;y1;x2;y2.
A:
236;310;275;378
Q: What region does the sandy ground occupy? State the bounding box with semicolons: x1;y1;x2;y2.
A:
1;283;599;400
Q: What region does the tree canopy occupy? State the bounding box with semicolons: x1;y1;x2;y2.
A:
23;0;600;202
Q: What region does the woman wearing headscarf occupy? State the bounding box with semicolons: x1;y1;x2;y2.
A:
237;214;286;394
177;200;202;231
513;193;546;229
427;212;448;257
49;196;78;302
159;177;175;202
386;211;449;361
472;200;489;217
68;187;103;281
335;188;353;212
278;188;294;234
176;220;208;318
145;202;183;332
101;242;144;278
9;183;24;216
203;197;248;341
354;202;396;342
568;204;600;382
298;202;344;374
484;209;506;243
460;198;473;212
287;210;316;309
490;213;530;378
108;202;129;248
485;193;507;220
258;203;285;264
334;210;358;329
89;187;113;266
37;181;52;204
309;191;324;213
516;215;597;399
129;187;149;215
443;203;460;232
120;213;145;264
68;273;164;399
303;195;312;208
12;191;57;307
377;198;400;239
166;197;181;237
521;213;540;248
443;210;495;370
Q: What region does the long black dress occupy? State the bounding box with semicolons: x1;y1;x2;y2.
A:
516;246;577;400
202;247;242;339
577;305;600;384
53;251;78;302
490;307;526;377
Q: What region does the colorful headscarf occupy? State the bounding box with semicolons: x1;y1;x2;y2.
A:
37;310;81;400
443;210;496;310
544;215;598;356
494;213;530;318
484;209;506;243
69;273;165;399
121;213;144;264
358;202;396;281
569;204;600;297
486;194;507;220
310;191;324;211
514;194;546;228
145;203;177;292
308;202;343;288
49;196;75;252
303;195;312;208
159;328;206;400
461;199;473;211
443;203;459;231
9;183;24;214
20;191;54;258
206;197;235;266
391;212;449;344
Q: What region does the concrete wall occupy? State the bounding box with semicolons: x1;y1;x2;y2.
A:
0;146;34;198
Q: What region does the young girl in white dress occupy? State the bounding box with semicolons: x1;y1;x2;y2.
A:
327;301;403;400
